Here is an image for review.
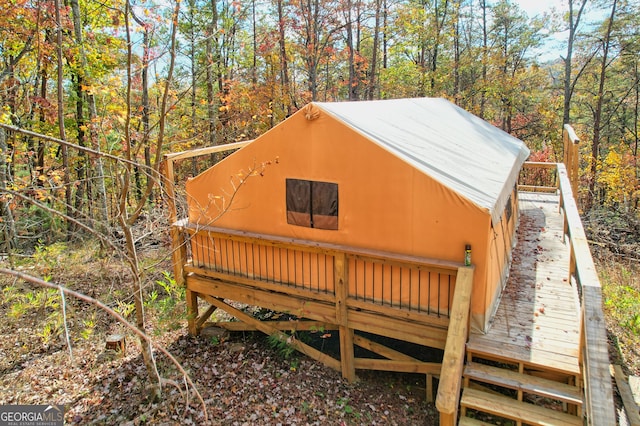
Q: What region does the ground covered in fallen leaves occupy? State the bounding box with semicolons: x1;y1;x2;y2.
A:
0;329;436;425
0;243;437;425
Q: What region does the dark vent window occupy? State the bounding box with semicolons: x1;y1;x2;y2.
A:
505;194;513;222
286;179;338;230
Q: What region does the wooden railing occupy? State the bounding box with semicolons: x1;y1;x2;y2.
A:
558;127;615;425
434;266;474;426
519;161;558;192
180;221;459;321
556;163;616;425
163;141;251;287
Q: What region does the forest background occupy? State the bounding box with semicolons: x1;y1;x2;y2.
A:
0;0;639;423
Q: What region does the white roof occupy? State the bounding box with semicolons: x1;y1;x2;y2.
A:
315;98;530;226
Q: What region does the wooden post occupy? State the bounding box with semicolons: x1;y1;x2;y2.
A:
163;158;187;288
563;124;580;202
186;289;199;335
335;253;356;382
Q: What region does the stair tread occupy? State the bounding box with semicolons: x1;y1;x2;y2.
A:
458;417;495;426
464;362;583;405
460;387;583;426
466;338;581;375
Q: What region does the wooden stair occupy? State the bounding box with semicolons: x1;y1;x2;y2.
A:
458;361;584;425
460;388;582;426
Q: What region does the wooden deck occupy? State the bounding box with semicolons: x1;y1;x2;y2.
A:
467;191;581;377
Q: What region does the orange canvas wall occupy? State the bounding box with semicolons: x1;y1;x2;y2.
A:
186;107;512;332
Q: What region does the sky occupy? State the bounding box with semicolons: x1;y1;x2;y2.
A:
516;0;564;18
517;0;568;61
514;0;609;61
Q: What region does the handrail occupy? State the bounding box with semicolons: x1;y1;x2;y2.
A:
563;124;580;200
179;221;463;274
556;163;616;425
519;161;559;193
163;140;252;162
435;266;474;426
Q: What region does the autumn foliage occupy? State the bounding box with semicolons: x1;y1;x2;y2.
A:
0;0;638;247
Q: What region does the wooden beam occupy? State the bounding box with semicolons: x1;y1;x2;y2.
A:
436;265;474;426
185;265;336;303
353;336;440;404
346;298;450;329
611;365;640;426
186;288;199;335
353;359;441;374
195;305;217;330
353;335;418;362
163;140;252;162
204;296;341;372
347;309;448;350
517;185;558;193
187;275;338;324
334;252;356;382
563;125;580;200
523;161;560;169
187;274;450;349
213;321;337;332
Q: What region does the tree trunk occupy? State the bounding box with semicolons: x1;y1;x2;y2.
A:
130;10;152;200
635;61;639;210
37;68;47;186
0;128;17;252
251;0;258;86
277;0;293;112
70;0;108;227
122;0;163;400
54;0;72;238
452;2;460;103
587;0;617;211
345;0;357;101
382;0;388;71
562;0;588;125
480;0;488;119
429;0;449;93
72;72;87;223
70;0;88;222
367;0;381;100
206;0;218;145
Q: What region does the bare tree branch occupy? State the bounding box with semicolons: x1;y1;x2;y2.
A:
0;267;209;422
0;123;156;179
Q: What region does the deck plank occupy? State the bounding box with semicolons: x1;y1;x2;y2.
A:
468;192;581;375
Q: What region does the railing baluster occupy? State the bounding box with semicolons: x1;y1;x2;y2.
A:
188;227;459;317
416;269;421;313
